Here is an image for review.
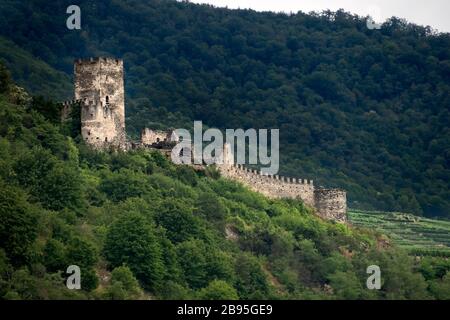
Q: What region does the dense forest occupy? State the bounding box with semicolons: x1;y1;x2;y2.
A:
0;0;448;218
0;64;449;299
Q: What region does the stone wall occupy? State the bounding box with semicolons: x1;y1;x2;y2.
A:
218;164;347;222
141;128;178;145
218;164;315;207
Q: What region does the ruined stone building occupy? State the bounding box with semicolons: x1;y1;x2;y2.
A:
140;128;179;148
62;57;347;223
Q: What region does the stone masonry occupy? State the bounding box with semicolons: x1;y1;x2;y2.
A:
140;128;179;146
314;188;347;223
218;164;316;206
217;163;347;223
63;57;126;149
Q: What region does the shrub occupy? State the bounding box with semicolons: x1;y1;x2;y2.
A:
197;280;239;300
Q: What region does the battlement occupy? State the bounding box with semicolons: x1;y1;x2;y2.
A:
231;164;313;185
75;57;123;66
218;164;347;222
61;99;83;107
60;99;83;121
218;164;316;207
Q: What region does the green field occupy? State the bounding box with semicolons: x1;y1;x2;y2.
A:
348;210;450;256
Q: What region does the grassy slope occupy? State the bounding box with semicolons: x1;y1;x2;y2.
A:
349;209;450;256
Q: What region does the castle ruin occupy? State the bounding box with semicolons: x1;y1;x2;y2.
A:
140;128;179;148
62;57;347;223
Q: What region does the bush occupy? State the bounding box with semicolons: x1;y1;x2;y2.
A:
66;237;97;269
104;265;142;299
197;280;239;300
81;268;99;292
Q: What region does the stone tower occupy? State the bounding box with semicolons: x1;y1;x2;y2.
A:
74;57;126;149
314;188;347;223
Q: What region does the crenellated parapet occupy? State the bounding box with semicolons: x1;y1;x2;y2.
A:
75;57;122;65
230;164;314;185
61;99;83;107
60;99;83;121
218;164;347;222
218;164;316;208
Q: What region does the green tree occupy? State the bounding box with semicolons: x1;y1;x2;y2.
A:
81;268;99;292
104;213;164;291
39;163;85;211
66;237;97;269
0;62;11;93
0;249;12;297
196;192;228;225
429;272;450;300
155;200;203;243
29;96;61;123
14;148;85;211
8;268;38;299
43;239;66;272
234;253;270;299
205;250;235;284
0;183;37;265
111;266;141;294
176;239;208;289
159;236;183;283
